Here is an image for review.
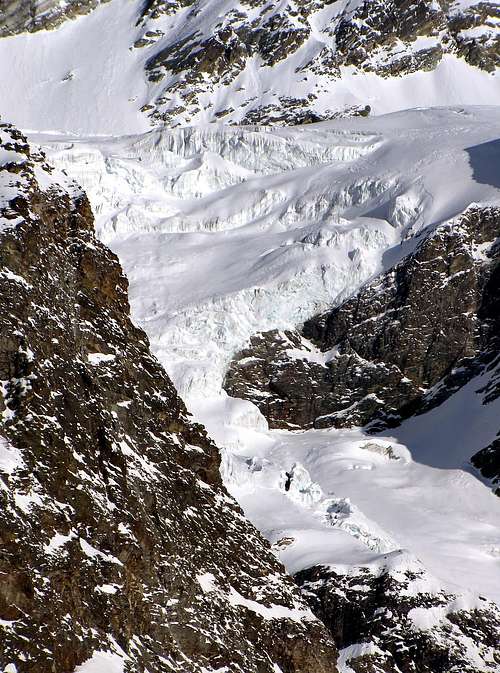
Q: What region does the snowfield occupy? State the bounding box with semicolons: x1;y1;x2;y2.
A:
1;0;500;134
30;106;500;611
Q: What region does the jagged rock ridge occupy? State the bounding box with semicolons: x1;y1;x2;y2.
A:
0;123;338;673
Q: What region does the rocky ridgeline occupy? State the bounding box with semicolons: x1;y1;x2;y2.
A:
0;124;338;673
139;0;500;125
224;206;500;489
1;0;499;125
296;552;500;673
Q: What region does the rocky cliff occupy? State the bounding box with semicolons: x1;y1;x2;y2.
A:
0;0;108;35
0;123;338;673
224;205;500;489
296;552;500;673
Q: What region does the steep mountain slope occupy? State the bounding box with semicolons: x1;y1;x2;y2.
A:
32;107;500;672
297;554;500;673
2;0;500;670
139;0;500;125
0;123;338;673
0;0;500;133
223;201;500;670
225;205;500;459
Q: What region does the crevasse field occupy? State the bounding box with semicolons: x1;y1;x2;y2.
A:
2;0;500;667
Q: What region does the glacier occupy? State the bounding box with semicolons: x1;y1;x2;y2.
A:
29;106;500;618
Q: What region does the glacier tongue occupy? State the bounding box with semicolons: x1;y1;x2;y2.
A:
33;107;500;608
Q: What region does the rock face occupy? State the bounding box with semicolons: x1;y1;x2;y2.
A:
0;123;338;673
0;0;108;36
296;552;500;673
138;0;500;125
224;206;500;486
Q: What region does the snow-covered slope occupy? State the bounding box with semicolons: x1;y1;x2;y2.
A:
1;0;500;133
32;106;500;397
